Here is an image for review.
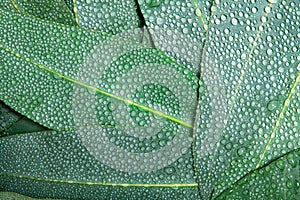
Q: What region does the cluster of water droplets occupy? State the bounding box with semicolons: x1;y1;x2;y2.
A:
193;0;299;198
0;9;113;129
72;34;198;173
75;0;139;34
0;128;199;199
0;103;20;134
138;0;208;73
218;150;300;199
12;0;76;25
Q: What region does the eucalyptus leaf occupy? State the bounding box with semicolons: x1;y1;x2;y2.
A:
193;0;299;198
0;0;15;10
216;149;300;199
0;0;76;25
0;129;199;199
0;101;47;136
0;191;61;200
0;0;299;199
74;0;139;34
0;102;21;134
4;117;47;135
72;0;153;46
137;0;209;73
0;8;198;130
64;0;74;13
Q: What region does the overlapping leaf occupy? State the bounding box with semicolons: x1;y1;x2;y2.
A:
73;0;139;34
0;0;299;199
0;0;76;25
0;101;47;136
216;149;300;199
193;0;299;198
137;0;210;73
0;129;200;199
0;7;201;199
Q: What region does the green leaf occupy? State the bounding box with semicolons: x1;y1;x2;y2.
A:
0;102;21;133
0;0;15;10
0;8;198;130
0;0;76;25
1;1;299;199
73;0;140;34
0;9;201;198
216;149;300;199
0;191;62;200
0;101;47;136
0;129;199;199
64;0;74;13
137;0;210;73
4;117;47;135
193;0;299;198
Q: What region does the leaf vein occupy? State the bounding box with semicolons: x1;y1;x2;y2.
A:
0;173;198;188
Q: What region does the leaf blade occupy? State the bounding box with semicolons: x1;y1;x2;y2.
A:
193;0;299;198
0;129;199;199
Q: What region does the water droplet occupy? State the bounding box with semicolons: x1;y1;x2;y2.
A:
156;17;164;25
231;18;238;26
182;28;189;34
195;9;202;17
241;53;246;60
164;166;175;175
267;100;279;111
237;147;246;156
267;49;273;55
276;13;282;19
268;0;278;3
261;16;267;23
220;14;227;21
53;74;62;79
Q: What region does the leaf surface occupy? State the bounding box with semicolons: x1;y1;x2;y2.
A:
137;0;211;73
0;191;61;200
216;149;300;199
0;101;47;136
0;8;198;130
0;0;76;25
0;129;199;199
193;0;299;198
0;102;21;134
74;0;139;34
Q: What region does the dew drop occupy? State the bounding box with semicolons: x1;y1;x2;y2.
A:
268;0;278;3
267;100;279;111
182;27;189;34
156;17;164;25
267;49;273;55
276;13;282;19
53;74;62;79
231;18;238;26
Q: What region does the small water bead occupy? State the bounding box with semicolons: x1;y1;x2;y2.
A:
267;48;273;55
156;17;164;25
264;6;271;14
267;100;280;111
231;17;238;25
276;13;283;19
195;9;202;17
261;16;267;23
268;0;278;3
252;7;258;13
221;14;227;21
182;27;189;34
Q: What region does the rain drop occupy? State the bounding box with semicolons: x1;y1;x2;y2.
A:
231;18;238;26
